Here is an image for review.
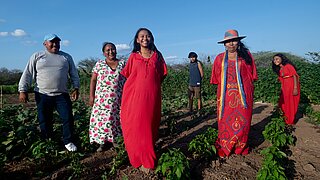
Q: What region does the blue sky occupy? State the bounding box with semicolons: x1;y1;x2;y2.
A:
0;0;319;70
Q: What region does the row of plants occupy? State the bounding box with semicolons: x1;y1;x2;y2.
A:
0;99;171;179
257;109;295;180
0;84;19;94
155;127;218;179
0;99;217;179
302;104;320;125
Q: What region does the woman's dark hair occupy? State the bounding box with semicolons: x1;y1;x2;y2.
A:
102;42;116;52
132;27;164;61
237;41;252;65
272;53;297;75
132;28;158;53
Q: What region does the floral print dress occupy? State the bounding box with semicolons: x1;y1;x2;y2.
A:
89;59;126;144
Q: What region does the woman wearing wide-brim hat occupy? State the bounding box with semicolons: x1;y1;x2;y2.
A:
210;29;258;158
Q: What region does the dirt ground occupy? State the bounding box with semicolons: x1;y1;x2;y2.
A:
2;98;320;179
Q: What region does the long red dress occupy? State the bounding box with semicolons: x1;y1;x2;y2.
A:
210;52;258;157
278;64;300;125
120;51;167;169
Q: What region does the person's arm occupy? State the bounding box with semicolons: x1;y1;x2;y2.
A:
18;53;37;103
68;54;80;101
293;75;298;96
286;64;299;96
160;53;167;83
89;73;97;106
198;61;204;79
120;53;133;78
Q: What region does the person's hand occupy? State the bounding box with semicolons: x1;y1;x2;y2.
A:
19;92;29;103
70;89;79;101
89;96;94;107
293;88;298;96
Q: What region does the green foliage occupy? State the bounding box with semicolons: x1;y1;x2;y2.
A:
257;108;296;180
0;67;22;85
1;84;19;94
162;63;215;114
254;68;280;104
257;145;287;180
67;152;86;179
162;66;189;113
108;136;128;177
302;104;320;125
262;116;294;148
72;100;93;151
156;148;190;180
188;127;218;159
296;61;320;104
0;105;39;161
29;139;60;159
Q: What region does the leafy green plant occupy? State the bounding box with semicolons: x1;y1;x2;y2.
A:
156;148;190;180
188;127;218;159
262;117;294;147
0;105;39;161
28;139;66;174
72;100;95;152
108;136;128;177
257;145;287;180
67;152;85;179
29;139;60;159
302;104;320;125
257;108;296;180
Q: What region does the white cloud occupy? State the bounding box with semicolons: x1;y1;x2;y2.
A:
0;32;9;36
116;44;131;51
165;55;178;60
61;40;70;46
11;29;27;37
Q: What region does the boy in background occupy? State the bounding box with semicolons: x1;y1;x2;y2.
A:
188;52;203;113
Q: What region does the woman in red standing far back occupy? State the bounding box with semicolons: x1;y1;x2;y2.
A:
272;53;300;125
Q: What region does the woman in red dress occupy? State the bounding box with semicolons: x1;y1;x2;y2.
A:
210;30;258;158
272;53;300;125
120;28;167;172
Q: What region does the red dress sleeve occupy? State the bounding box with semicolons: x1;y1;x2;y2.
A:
121;53;134;78
284;64;298;77
159;53;168;79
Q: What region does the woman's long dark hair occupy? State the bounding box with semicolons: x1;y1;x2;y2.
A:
132;28;158;53
272;53;297;75
237;41;252;65
132;27;163;60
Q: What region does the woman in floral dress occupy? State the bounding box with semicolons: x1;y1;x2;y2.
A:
89;42;126;152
